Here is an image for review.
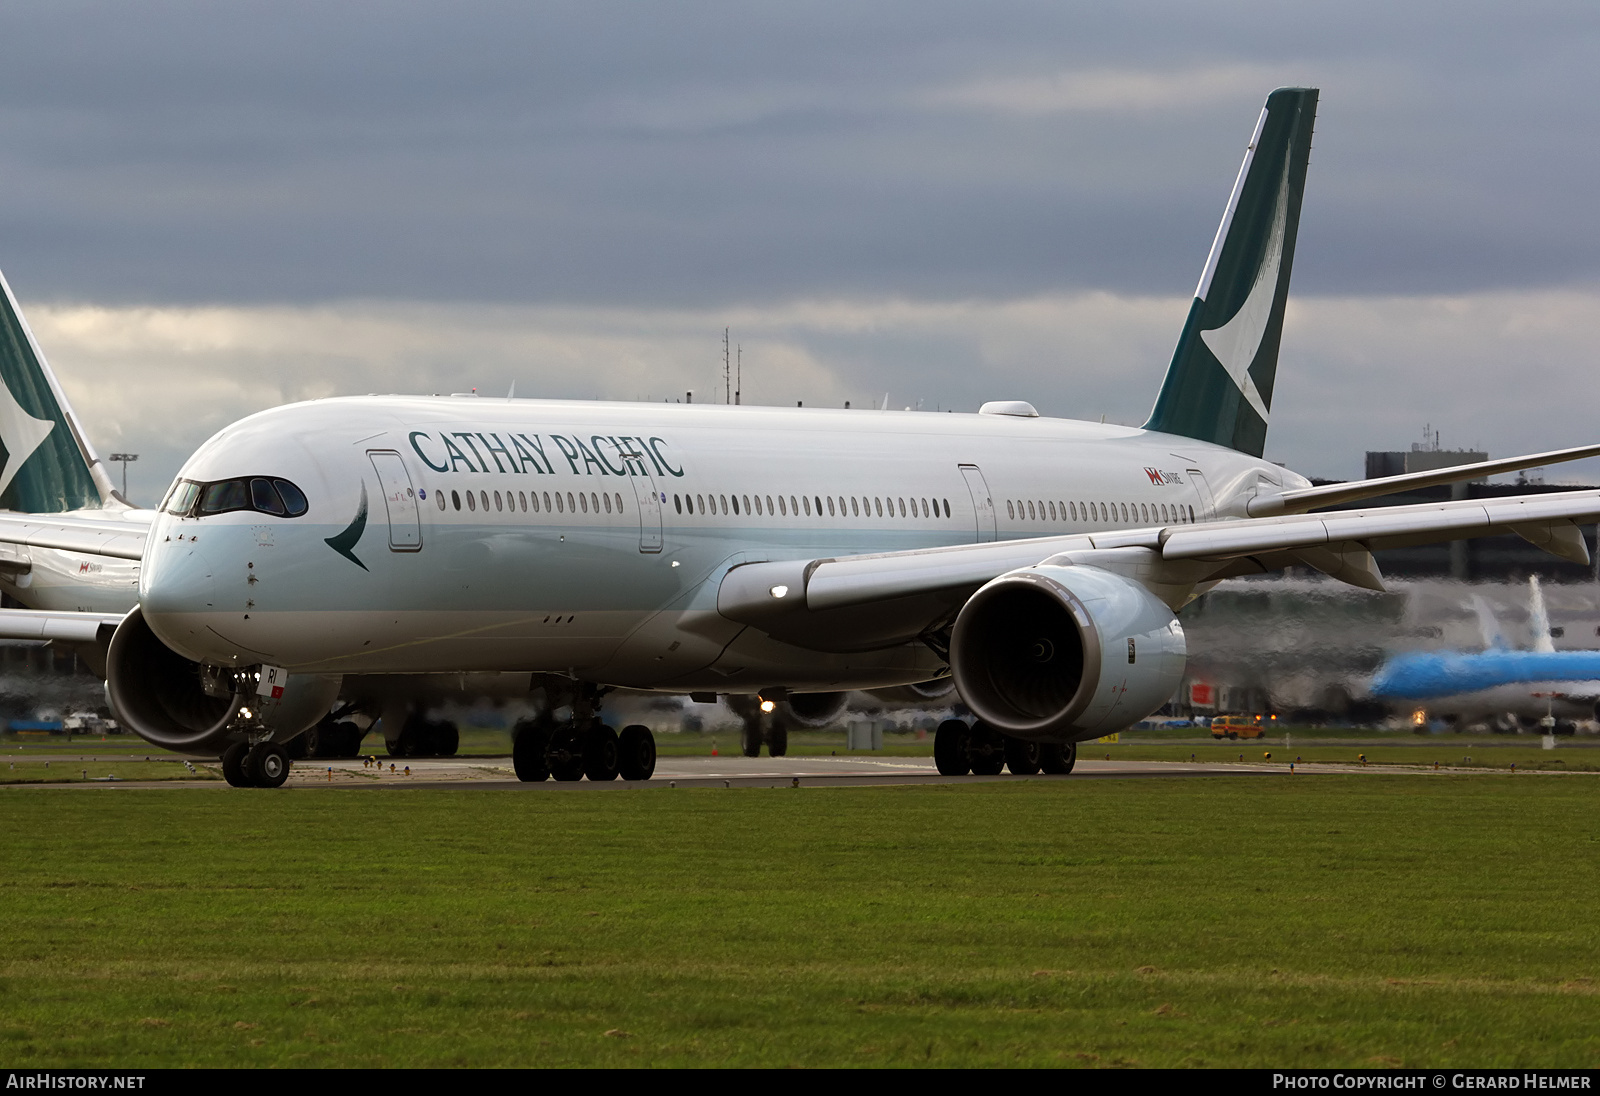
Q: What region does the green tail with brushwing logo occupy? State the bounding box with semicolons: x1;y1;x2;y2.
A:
0;270;113;511
1143;87;1318;458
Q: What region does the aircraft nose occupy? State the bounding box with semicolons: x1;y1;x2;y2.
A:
139;529;220;655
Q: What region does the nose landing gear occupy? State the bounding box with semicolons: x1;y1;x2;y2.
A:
221;739;292;788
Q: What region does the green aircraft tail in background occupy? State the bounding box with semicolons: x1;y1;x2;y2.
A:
0;270;114;512
1144;87;1319;458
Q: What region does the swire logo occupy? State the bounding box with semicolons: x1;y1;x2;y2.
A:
1144;467;1184;486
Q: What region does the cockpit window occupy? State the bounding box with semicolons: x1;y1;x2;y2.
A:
164;481;200;516
198;479;250;515
250;478;286;516
169;476;310;518
273;479;308;515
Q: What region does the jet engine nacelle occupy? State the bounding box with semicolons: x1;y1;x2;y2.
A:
949;565;1186;743
868;678;957;704
106;608;342;753
779;690;850;728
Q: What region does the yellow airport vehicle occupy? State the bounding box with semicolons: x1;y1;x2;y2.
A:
1210;714;1268;740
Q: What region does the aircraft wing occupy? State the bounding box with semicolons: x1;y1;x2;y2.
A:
0;512;149;561
718;488;1600;653
0;607;126;642
1250;442;1600;515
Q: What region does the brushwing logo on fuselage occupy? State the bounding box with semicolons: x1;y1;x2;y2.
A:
1199;162;1289;424
0;373;55;497
325;484;369;571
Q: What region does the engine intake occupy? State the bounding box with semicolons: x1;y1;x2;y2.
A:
950;565;1185;741
107;608;341;753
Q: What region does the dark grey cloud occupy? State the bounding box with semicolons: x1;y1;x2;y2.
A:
2;1;1599;307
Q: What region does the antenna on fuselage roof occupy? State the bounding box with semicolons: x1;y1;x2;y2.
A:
506;380;516;400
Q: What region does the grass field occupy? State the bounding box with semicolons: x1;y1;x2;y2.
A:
2;775;1598;1067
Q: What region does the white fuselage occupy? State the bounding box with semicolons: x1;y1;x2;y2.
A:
120;396;1299;692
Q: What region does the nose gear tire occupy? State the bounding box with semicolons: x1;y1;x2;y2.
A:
248;742;291;788
221;741;250;787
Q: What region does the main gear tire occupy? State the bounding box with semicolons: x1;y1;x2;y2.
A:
434;721;460;756
549;726;586;782
967;720;1006;776
934;719;971;776
1004;735;1042;775
512;720;551;782
618;724;657;781
1039;742;1077;775
583;724;621;782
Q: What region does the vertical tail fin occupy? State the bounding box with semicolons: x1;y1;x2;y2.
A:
1143;87;1318;457
1528;575;1555;654
0;269;114;512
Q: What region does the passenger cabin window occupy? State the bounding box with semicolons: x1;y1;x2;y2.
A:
172;476;310;518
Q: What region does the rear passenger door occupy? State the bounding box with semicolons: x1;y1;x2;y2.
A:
958;464;997;543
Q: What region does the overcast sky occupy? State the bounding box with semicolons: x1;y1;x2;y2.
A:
3;1;1600;500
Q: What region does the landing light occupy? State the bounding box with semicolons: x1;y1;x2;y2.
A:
770;585;789;599
760;700;776;713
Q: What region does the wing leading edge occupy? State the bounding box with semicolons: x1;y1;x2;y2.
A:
718;488;1600;653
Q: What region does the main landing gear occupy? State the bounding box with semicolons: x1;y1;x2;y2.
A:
386;712;460;758
292;714;368;759
221;739;293;788
725;694;789;758
511;718;657;783
933;719;1077;777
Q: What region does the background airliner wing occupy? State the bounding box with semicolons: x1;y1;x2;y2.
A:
718;489;1600;653
0;511;149;560
1249;442;1600;515
0;607;125;642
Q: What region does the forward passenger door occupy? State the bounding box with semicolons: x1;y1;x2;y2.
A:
368;450;422;551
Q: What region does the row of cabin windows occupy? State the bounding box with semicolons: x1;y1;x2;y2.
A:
673;493;953;520
435;487;626;516
1005;498;1197;526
